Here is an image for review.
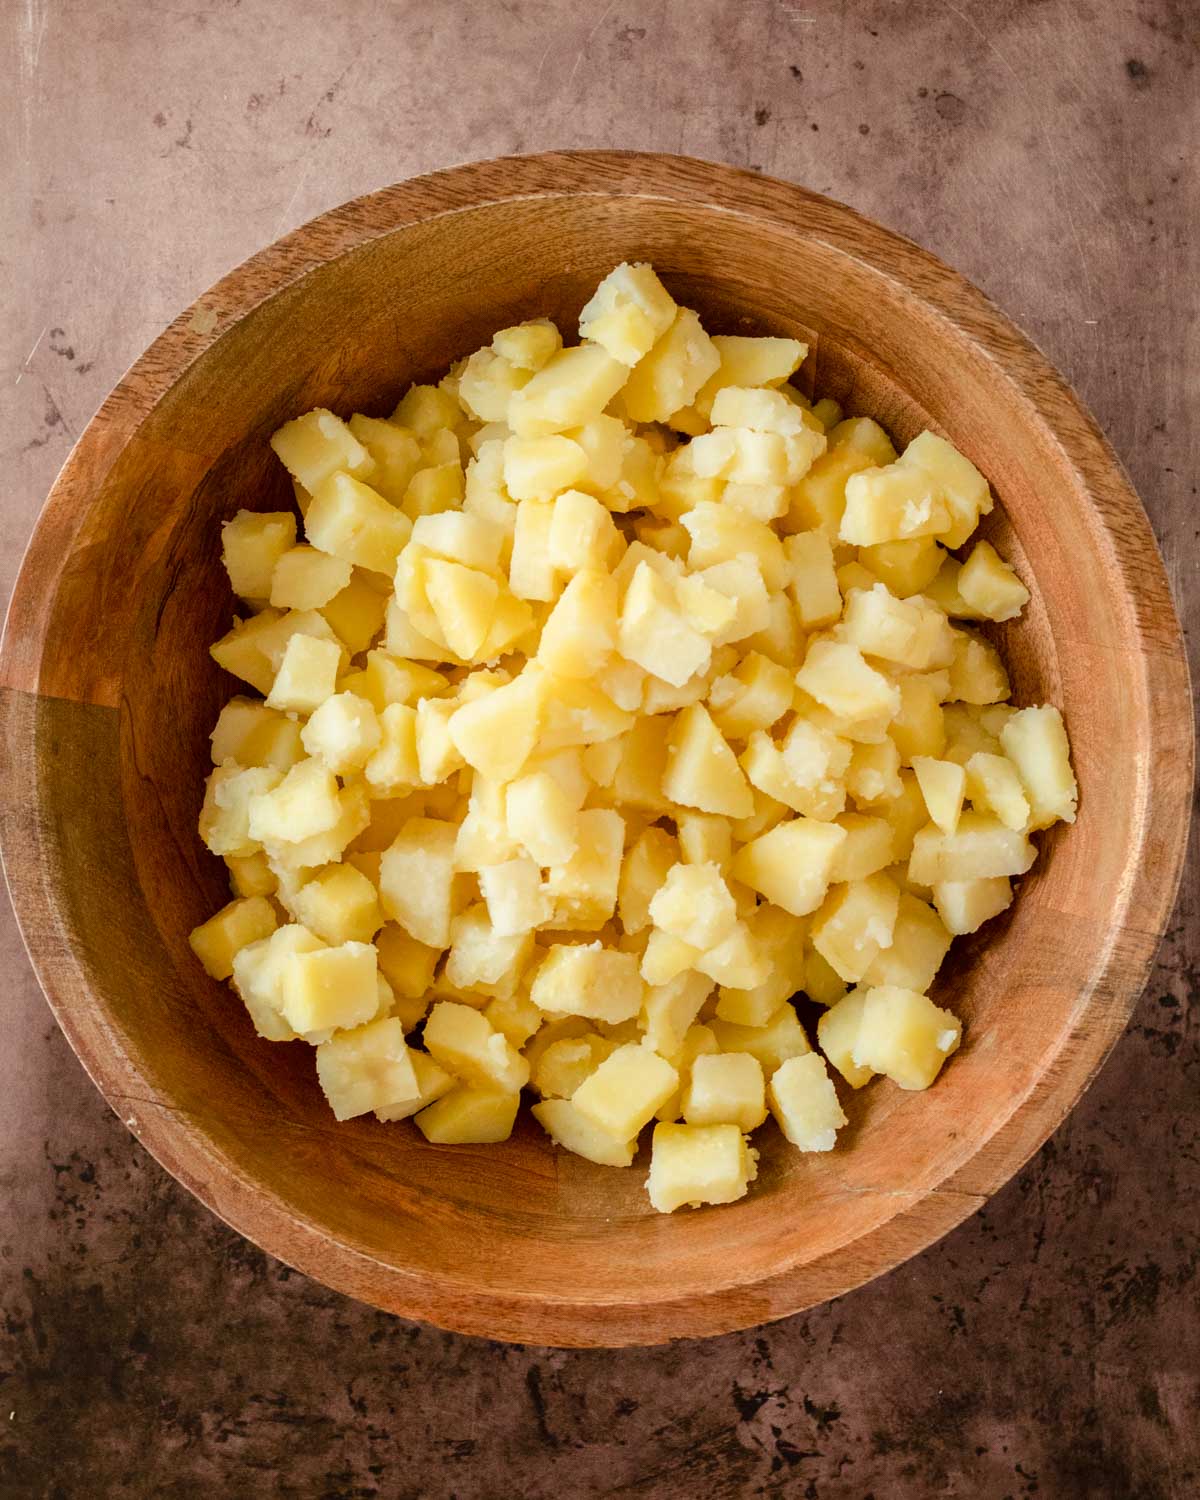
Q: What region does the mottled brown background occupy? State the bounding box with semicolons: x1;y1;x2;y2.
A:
2;0;1197;1495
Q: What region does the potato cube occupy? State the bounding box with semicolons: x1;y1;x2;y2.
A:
209;608;289;694
710;385;810;436
506;769;579;866
209;697;303;772
828;813;895;882
269;544;352;612
731;817;847;916
840;463;952;547
448;672;543;783
375;1049;455;1121
784;531;841;628
502;434;588;502
621;307;720;423
188;894;278;980
662;704;753;818
682;502;787;592
933;876;1014;935
676;813;733;871
363;703;420;793
641;969;713;1060
478;856;551;936
693;334;807;417
288;864;380;946
270;408;377;493
456;347;531;422
415;1084;521;1144
492;317;562;371
858;536;944;597
538;570;617;678
708;1005;810;1075
682;1051;767;1131
851;985;962;1090
572;1043;679;1140
508;498;560;601
545;808;624;928
618;827;679;933
260;780;369;871
345;413;422;504
817;986;878;1087
768;1052;847;1150
531;1033;618;1098
861;891;951;991
810;872;900;983
532;1097;636;1167
1000;705;1077;829
444;904;534;995
802;946;848;1008
227;924;320;1040
200;762;283;857
265;633;342;713
897;430;993;548
796;640;901;724
912;755;966;834
530;943;644;1024
297;692;380;776
424;999;530;1092
508;343;628;436
379;817;458;947
909;812;1036;884
221;510;297;602
956;540;1029;621
646;1122;756;1213
578;262;678;365
692;920;769;990
375;923;440;1003
948;629;1010;704
280;940;379;1037
225;850;277;899
304;471;412;577
618;563;711;688
639;928;699;986
314;1016;420;1121
964;751;1030;831
649;862;738;951
785;444;875;538
889;676;947;765
403;461;466;519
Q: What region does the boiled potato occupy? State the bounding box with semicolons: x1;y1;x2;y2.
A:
191;261;1076;1213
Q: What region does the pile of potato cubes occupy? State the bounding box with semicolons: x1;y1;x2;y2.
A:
188;262;1077;1214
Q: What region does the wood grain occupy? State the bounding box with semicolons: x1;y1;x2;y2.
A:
0;151;1191;1346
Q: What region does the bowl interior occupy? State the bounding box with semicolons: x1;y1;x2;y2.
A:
20;180;1166;1336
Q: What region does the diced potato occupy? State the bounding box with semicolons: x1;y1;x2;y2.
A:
492;317;563;371
457;347;532;423
796;640;901;725
964;751;1030;831
423;999;530;1092
364;703;420;794
449;672;543;783
222;510;297;601
265;633;342;714
786;444;876;539
710;385;812;437
908;811;1036;884
786;531;842;628
189;895;278;980
948;629;1010;704
291;863;383;945
767;1052;847;1150
225;849;277;899
912;755;967;834
898;430;993;548
478;856;551;936
693;919;770;990
347;414;423;505
682;1051;767;1131
693;334;807;418
572;1043;679;1140
828;813;895;882
802;946;848;1008
376;1049;455;1121
229;924;321;1040
530;942;644;1024
269;544;352;612
280;940;379;1037
851;985;962;1090
618;562;712;688
858;537;944;597
544;807;624;928
200;762;283;857
641;969;713;1060
618;827;680;933
532;1097;636;1167
648;861;738;952
810;872;901;982
957;540;1029;621
731;817;847;916
622;307;720;423
261;781;369;870
676;813;733;871
816;988;875;1088
444;904;534;995
210;609;287;694
861;891;950;991
841;460;953;547
502;434;588;502
305;472;412;576
889;676;947;765
379;817;458;947
531;1033;616;1098
682;502;787;592
299;692;381;775
538;570;617;678
315;1016;420;1121
375;923;441;1002
1000;705;1077;829
646;1122;757;1212
415;1084;521;1144
270;408;375;493
415;697;465;784
509;344;628;436
662;704;753;818
709;1005;811;1075
933;876;1014;935
578;262;677;366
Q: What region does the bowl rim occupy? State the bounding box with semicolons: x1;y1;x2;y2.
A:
0;149;1192;1346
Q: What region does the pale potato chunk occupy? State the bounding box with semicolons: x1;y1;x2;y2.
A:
210;697;305;773
786;531;842;628
646;1122;756;1213
682;1052;767;1131
222;510;297;601
379;817;458;947
502;434;588;501
908;812;1036;884
861;892;951;992
933;876;1014;935
444;904;534;995
648;862;738;951
810;872;901;983
618;562;711;688
291;863;383;945
532;1097;637;1167
306;471;412;576
188;895;278;981
693;334;807;417
301;692;381;775
851;985;962;1090
817;987;876;1088
796;640;901;724
376;1049;455;1122
231;924;323;1041
767;1052;847;1150
531;943;644;1024
315;1016;420;1121
458;347;532;422
964;751;1030;831
578;261;677;365
682;502;787;592
709;1006;811;1075
509;344;628;437
280;940;379;1037
1000;705;1078;829
731;817;847;917
492;317;563;371
478;856;551;936
898;430;993;548
537;570;618;679
544;805;624;928
423;999;530;1092
662;704;753;818
957;540;1030;621
265;633;343;714
449;672;544;783
618;826;680;933
199;762;283;857
225;850;277;899
270;408;375;492
415;1084;521;1144
912;755;967;834
641;970;713;1060
270;544;352;611
572;1043;679;1140
622;307;720;423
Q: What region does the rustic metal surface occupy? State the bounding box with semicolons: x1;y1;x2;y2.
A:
2;0;1196;1494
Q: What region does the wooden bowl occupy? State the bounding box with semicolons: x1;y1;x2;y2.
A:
0;152;1191;1347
